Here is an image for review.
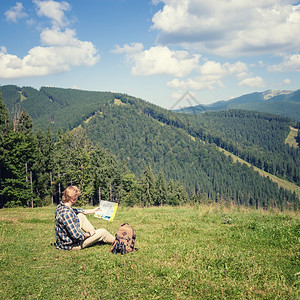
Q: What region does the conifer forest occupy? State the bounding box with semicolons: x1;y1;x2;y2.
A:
0;85;299;210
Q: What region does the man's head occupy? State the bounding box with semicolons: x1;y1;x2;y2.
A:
62;186;81;205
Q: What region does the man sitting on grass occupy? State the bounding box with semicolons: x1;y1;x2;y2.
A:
54;185;115;250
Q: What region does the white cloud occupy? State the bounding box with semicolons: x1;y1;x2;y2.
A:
238;76;265;88
268;54;300;72
34;0;71;27
151;0;161;5
199;61;248;78
41;27;78;46
0;34;99;79
5;2;28;23
283;78;291;84
26;18;36;26
152;0;300;57
167;60;248;90
112;43;144;54
0;1;99;79
113;44;200;77
167;76;224;90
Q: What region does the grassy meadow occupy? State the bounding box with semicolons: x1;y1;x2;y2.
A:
285;127;298;149
0;205;299;299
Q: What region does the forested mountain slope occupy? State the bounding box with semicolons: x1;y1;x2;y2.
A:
1;85;116;131
1;85;299;209
180;110;299;184
176;90;300;121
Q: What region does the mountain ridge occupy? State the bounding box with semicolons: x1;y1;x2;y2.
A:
1;85;299;209
175;89;300;121
262;90;293;100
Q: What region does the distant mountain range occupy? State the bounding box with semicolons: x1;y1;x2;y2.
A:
175;90;300;121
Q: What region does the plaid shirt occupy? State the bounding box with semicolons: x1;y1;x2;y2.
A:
54;202;85;250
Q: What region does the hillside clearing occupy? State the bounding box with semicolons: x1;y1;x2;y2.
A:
285;126;299;148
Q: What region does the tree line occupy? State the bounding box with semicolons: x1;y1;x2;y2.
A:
1;87;299;210
0;95;188;208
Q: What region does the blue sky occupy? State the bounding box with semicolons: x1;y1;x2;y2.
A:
1;0;300;109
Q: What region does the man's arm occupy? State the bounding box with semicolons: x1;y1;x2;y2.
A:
84;207;101;215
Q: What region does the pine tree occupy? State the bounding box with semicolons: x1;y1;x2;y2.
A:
120;173;139;206
154;171;167;206
0;93;11;135
167;179;188;206
32;128;54;205
0;103;37;207
141;163;156;206
91;148;120;205
52;128;94;205
0;95;12;207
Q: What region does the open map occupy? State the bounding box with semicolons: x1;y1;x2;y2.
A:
94;200;118;221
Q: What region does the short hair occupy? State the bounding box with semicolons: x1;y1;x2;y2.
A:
62;186;81;203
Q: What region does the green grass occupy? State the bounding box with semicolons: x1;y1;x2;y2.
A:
285;127;299;148
1;205;299;299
